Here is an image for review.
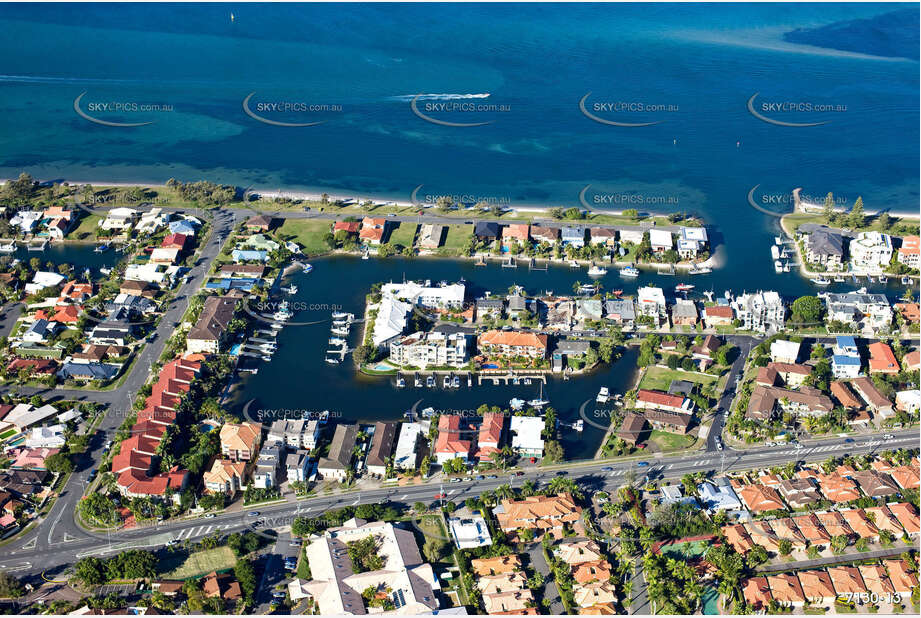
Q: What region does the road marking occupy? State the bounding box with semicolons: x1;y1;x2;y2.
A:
204;525;213;534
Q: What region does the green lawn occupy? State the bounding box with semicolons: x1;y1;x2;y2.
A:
161;546;236;579
649;430;697;452
435;224;473;257
387;222;417;248
638;366;717;392
782;212;920;236
276;219;333;256
66;214;102;241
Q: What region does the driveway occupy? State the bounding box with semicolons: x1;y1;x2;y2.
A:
525;543;563;615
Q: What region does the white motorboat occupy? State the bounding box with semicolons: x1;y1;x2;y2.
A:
813;277;831;286
329;337;346;346
596;387;610;403
509;398;526;410
619;266;640;278
587;265;607;277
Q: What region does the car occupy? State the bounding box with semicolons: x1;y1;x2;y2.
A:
716;443;723;451
434;493;446;499
290;542;302;547
883;434;894;440
515;471;525;476
450;477;462;483
476;475;485;480
273;591;287;599
204;513;216;518
555;470;568;476
601;466;613;471
464;220;473;224
387;213;397;217
247;511;260;517
844;438;854;443
168;539;181;546
529;457;537;464
487;475;498;479
637;461;650;467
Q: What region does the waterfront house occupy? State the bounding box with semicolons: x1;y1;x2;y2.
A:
868;341;900;374
169;218;199;236
670;299;698;327
434;415;472;464
474;221;500;241
678;227;708;258
203;459;247;495
820;291;892;332
220;422;262;462
365;421;397;477
618;228;644;245
371;296;410;347
389;329;468;369
530;225;559;244
231;248;268;263
25;271;66;296
135;208;170;235
897;235;920;269
509;416;544;458
546;299;574;331
804;229;845;270
770;339;800;364
475;298;504;322
635;389;693;414
285;450;310;483
576;299;603;322
99;207;138;232
393;422;422;470
317;424;357;480
359;217;388;245
604;298;636;328
703;304;733;328
507;294;528;319
502;223;530;245
241;233;280;253
731;291;785;334
477;412;505;463
267;419;314;449
478;329;547;359
636;286;667;327
494;492;584;541
616;413;646;446
301;518;440;615
589;227;617;246
849;231;892;272
560;226;586;247
380;280;465;309
417;223;444;249
895;303;920;327
649;229;673;253
332;220;360;237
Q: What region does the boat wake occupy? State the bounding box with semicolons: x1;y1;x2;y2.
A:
389;93;491;101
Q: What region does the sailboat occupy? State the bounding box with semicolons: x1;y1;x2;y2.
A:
230;12;235;22
527;382;549;408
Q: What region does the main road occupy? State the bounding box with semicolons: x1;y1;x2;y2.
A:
3;428;916;578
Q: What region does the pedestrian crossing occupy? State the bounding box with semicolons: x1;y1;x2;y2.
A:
171;524;232;540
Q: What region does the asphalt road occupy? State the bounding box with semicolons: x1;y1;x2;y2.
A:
4;428;916;579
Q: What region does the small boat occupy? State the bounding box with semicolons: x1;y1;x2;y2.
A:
771;246;780;260
99;267;112;275
331;326;350;336
467;375;472;387
878;275;887;283
569;260;580;269
866;276;875;283
528;398;549;408
361;252;369;260
332;319;350;327
612;290;623;296
783;263;791;273
834;275;845;283
421;406;435;418
452;376;460;388
325;357;340;365
774;260;784;273
578;284;596;293
329;337;346;346
813;277;831;286
619;266;640;278
396;377;406;388
94;244;110;253
688;265;712;275
414;375;422;388
774;236;784;245
303;263;313;273
572;419;584;432
443;376;451;388
675;283;695;292
281;284;298;295
587;265;607;277
426;376;435;388
0;241;16;253
902;276;911;285
509;398;526;410
596;387;610;403
332;311;349;319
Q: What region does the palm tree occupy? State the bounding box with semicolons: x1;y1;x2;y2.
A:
496;483;514;501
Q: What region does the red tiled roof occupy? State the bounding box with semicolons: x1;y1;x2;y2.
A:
868;342;900;374
636;389;685;409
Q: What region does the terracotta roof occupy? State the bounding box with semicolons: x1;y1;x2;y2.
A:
742;577;772;611
478;330;548;350
495;492;584;539
797;570;835;603
635;389;685;410
884;559;919;594
791;514;831;545
868;342;900;374
704;305;733;318
767;573;805;605
858;564;894;595
888;502;919;535
863;506;906;537
816;473;861;503
721;524;754;554
889;465;921;490
219;422;262;453
435;414;472;457
830;381;862;409
736;484;786;513
828;566;865;595
333;221;361;233
471;555;522;577
841;509;879;539
813;511;853;538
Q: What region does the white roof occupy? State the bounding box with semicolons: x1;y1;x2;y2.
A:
770;339;801;360
681;227;708;242
373;296;411;346
150;247;180;262
57;408;83;423
448;514;493;549
106;207;137;218
31;271;66;288
4;404;59;430
394;422;422;468
649;229;673;247
698;481;743;512
510;416;544;452
637;286;666;305
380;281;465;307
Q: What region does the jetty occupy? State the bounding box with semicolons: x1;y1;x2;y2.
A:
27;239;48;252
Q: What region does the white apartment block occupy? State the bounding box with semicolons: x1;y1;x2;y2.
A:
732;291;785;334
849;231;893;272
389;330;468;369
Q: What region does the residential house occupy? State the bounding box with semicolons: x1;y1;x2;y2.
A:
434;415;472;464
636;286;667;327
389;330;468;369
530;225;559;244
219;422;262;462
604;299;636;329
850;377;894;418
851;470;900;498
827;566;866;597
897;235;920;269
417;224;444;249
736;484;786;513
186;295;238;354
732;291;785;333
509;416;544;458
649;229;673;253
678;227;708;259
393;422;422;470
285;451;309;484
777;478;822;509
770;340;800;364
671;299;698;327
804;229;845;269
473;221;500;241
317;424;357;480
494;492;584;541
849;231;892;272
589;227;617;247
203;460;247;495
561;226;586;247
868;341;900;374
365;421;397;477
820;291;892;332
635;389;693;414
502;223;529;246
797;570;836;607
616;413;646;446
244;215;275;233
478;330;547;359
767;573;806;608
703;305;734;328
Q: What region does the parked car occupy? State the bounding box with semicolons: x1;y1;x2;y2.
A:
637;461;650;467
